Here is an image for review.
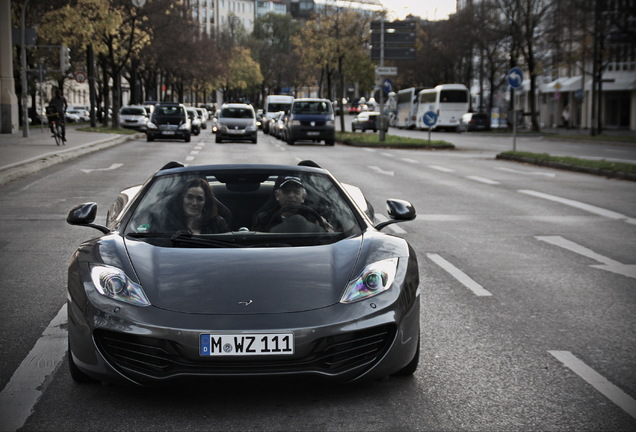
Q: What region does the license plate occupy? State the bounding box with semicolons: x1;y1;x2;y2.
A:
199;333;294;356
229;129;245;134
307;131;320;136
161;131;175;135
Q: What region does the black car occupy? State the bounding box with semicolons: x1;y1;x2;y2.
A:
66;161;420;386
146;102;191;142
458;112;491;132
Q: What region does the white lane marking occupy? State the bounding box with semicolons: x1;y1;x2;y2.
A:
401;158;419;164
519;190;635;224
549;351;636;420
363;148;376;153
466;176;500;185
185;155;195;162
426;253;492;297
381;152;394;158
80;163;123;173
368;166;395;176
428;165;454;173
190;150;199;155
374;214;407;234
0;304;67;432
536;236;636;279
496;167;556;177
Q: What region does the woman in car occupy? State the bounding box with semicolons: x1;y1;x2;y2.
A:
162;178;229;234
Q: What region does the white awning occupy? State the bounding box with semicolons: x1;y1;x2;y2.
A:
542;76;584;93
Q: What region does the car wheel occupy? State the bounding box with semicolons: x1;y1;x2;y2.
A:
252;138;257;144
184;134;191;142
147;135;154;142
325;139;335;146
287;138;295;146
393;336;420;376
68;340;98;383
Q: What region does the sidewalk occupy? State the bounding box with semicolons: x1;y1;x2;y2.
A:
0;125;141;186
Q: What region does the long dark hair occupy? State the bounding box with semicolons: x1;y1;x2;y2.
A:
168;177;219;223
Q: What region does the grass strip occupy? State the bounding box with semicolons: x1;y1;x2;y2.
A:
337;132;454;149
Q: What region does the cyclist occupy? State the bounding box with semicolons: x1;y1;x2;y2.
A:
47;89;68;142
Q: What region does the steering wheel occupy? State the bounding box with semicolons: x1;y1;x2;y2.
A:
268;205;328;231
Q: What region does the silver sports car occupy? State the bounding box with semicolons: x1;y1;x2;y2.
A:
66;161;420;386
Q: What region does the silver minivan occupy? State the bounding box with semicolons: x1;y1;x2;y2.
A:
215;103;257;144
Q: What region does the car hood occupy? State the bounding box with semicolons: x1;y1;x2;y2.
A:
125;236;363;314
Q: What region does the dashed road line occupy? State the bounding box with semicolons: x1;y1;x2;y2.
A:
520;190;636;224
549;350;636;420
428;165;454;173
536;236;636;279
466;175;500;185
496;167;556;177
427;253;492;297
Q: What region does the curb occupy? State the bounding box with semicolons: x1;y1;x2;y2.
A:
0;133;141;187
495;153;636;182
339;139;455;150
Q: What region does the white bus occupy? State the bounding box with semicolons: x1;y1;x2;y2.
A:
262;94;294;134
395;87;424;129
415;84;469;131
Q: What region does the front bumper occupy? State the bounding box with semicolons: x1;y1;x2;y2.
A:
68;266;419;386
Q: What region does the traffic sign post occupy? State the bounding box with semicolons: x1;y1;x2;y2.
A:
423;111;437;143
508;67;524;152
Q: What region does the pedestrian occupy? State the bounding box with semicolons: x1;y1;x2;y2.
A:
562;105;570;129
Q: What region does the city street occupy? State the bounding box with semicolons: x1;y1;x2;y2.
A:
0;127;635;431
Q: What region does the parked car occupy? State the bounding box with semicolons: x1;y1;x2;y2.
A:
65;112;81;123
145;102;191;142
186;107;201;135
65;161;419;386
458;112;491;132
118;105;148;131
351;111;387;133
67;109;90;122
215;103;257;144
285;98;335;146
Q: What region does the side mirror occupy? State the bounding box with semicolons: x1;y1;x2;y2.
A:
375;199;416;231
67;202;109;234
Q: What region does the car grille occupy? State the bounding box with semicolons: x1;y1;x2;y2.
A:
94;325;396;380
301;120;326;127
158;124;178;131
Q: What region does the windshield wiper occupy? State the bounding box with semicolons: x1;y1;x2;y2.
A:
170;230;242;248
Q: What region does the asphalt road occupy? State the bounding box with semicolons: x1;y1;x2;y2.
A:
0;128;634;431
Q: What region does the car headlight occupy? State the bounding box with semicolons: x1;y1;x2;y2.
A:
326;120;334;126
179;123;190;130
291;120;301;126
90;264;151;307
340;258;398;303
146;122;157;130
246;124;256;131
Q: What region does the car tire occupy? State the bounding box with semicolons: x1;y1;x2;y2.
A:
68;340;98;383
325;139;335;146
287;138;295;146
147;135;154;142
252;138;257;144
215;135;222;143
393;336;419;376
184;134;191;142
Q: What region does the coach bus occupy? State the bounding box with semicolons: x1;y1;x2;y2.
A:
395;87;424;129
415;84;469;131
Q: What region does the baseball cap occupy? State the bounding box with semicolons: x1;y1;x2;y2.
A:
276;175;304;189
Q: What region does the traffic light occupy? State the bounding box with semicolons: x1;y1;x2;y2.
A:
60;46;71;72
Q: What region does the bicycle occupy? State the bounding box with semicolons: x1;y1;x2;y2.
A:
45;106;65;146
50;118;64;146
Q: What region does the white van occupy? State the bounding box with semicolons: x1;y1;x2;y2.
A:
262;95;294;134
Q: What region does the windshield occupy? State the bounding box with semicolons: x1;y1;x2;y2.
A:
120;107;145;115
221;107;254;118
124;169;362;247
292;101;332;114
267;103;292;113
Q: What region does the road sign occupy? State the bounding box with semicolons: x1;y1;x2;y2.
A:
371;47;415;60
74;71;87;84
375;66;397;76
423;111;437;127
383;79;393;93
508;67;523;89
